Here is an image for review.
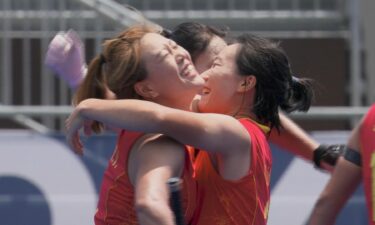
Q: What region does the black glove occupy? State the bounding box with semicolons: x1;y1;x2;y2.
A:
313;144;345;168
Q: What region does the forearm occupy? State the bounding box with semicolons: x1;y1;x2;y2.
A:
78;98;197;141
308;184;354;225
307;157;362;225
77;98;248;153
79;98;164;133
307;196;340;225
269;113;318;160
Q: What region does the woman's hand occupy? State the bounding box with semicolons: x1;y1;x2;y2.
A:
65;105;93;155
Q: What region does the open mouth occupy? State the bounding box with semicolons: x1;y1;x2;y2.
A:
201;87;211;95
180;63;197;78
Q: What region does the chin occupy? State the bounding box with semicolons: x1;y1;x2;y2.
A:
189;99;199;112
197;102;209;113
196;97;211;113
188;94;201;112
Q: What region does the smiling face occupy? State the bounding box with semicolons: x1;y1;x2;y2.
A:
197;43;249;114
138;33;204;109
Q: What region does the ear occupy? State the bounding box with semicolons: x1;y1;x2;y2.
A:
134;81;159;99
237;75;256;93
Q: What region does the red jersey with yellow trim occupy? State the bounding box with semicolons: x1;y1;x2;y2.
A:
193;118;272;225
94;130;198;225
360;104;375;225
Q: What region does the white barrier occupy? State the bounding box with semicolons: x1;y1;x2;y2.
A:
0;105;370;119
0;131;97;225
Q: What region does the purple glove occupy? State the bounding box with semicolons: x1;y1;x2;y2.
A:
45;30;87;89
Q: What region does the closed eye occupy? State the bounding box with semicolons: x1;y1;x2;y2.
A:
156;49;170;62
176;55;184;64
211;57;222;68
211;62;220;68
169;40;178;49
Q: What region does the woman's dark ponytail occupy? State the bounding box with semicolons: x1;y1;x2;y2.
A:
280;76;314;113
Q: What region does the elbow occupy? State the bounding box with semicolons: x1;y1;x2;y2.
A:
135;196;166;218
135;197;174;225
77;99;99;117
134;200;153;218
76;99;92;116
75;98;100;119
314;195;331;209
315;193;339;210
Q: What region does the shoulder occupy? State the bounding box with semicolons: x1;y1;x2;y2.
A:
239;118;270;136
139;134;185;150
128;134;186;184
133;134;186;161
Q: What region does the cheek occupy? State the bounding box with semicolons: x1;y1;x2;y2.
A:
211;76;239;100
151;58;177;72
209;70;232;89
150;64;178;81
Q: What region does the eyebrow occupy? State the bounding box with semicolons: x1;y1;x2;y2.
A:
168;39;178;48
155;46;168;62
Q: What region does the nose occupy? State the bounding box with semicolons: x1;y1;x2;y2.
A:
175;45;192;62
175;51;191;67
200;72;209;82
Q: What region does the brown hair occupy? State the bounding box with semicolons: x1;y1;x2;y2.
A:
73;25;158;132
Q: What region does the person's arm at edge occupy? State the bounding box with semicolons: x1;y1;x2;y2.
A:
307;122;362;225
269;113;318;161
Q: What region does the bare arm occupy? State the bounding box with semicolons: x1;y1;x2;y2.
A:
307;121;362;225
131;135;185;225
269;113;318;161
307;157;361;225
66;98;250;155
269;113;344;171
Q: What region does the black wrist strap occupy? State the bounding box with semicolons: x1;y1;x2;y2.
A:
313;145;326;168
343;147;362;167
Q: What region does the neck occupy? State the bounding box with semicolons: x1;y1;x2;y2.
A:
233;109;256;120
230;92;257;120
155;96;192;111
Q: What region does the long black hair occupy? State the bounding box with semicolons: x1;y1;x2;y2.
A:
235;34;314;130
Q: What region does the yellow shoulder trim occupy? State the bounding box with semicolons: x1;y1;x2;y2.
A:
239;117;270;134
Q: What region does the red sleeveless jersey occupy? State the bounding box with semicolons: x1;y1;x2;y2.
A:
360;104;375;225
193;118;272;225
95;130;198;225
